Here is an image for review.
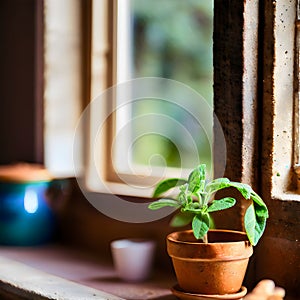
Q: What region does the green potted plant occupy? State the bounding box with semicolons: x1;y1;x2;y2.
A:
149;164;268;298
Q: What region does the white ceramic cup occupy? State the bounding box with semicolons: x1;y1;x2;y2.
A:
110;238;156;282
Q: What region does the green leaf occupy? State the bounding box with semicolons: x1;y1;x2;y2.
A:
170;211;194;227
192;212;210;239
188;165;206;193
244;203;268;246
246;189;268;245
209;214;215;229
182;205;202;214
253;201;269;219
178;184;195;206
229;182;252;199
152;178;187;198
205;180;253;201
148;198;180;210
205;178;230;194
250;191;269;218
244;204;256;245
207;197;236;212
178;190;187;204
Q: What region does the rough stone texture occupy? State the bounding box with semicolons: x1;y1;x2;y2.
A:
256;230;300;296
213;0;260;242
214;0;260;185
256;1;300;298
213;0;244;182
213;0;300;298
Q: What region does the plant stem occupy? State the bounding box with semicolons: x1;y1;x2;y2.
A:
203;233;208;244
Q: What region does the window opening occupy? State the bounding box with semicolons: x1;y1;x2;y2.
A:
113;0;214;179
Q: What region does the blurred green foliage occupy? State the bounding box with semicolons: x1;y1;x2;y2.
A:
129;0;213;170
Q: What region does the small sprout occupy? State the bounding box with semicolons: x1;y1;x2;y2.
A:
148;164;268;246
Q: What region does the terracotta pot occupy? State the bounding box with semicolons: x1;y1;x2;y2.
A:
167;229;253;295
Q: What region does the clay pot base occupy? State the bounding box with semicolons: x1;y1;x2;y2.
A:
171;284;247;300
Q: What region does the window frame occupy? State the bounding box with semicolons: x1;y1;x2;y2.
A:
261;0;299;202
83;0;300;203
214;0;300;204
85;0;215;197
43;0;87;177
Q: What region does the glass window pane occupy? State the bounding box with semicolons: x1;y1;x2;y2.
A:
115;0;213;174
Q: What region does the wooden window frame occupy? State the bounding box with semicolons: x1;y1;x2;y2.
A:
85;0;215;197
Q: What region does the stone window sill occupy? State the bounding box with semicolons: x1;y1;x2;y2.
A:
0;245;176;300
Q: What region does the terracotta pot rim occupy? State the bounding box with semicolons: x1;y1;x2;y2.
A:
167;229;250;246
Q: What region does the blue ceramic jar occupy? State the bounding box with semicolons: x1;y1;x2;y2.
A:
0;164;55;245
